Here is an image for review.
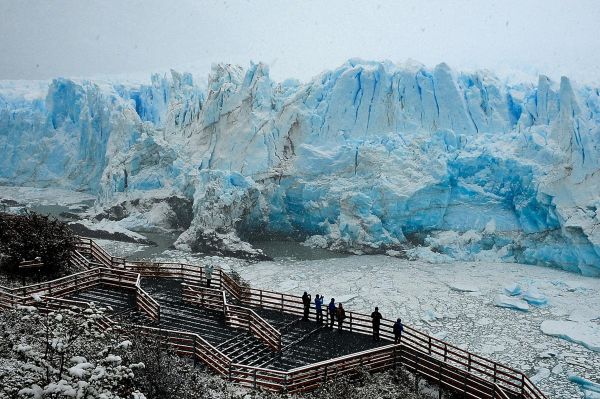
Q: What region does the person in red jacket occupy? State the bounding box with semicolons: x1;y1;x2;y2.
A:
336;303;346;333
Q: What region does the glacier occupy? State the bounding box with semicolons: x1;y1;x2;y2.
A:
1;59;600;272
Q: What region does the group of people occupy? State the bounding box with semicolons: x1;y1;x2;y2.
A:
204;266;404;343
302;292;404;343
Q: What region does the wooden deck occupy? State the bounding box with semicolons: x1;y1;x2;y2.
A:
0;237;548;399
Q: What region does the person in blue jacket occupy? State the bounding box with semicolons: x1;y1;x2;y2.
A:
314;294;324;324
328;298;336;330
393;318;404;344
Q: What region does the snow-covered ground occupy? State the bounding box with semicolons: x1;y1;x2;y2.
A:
103;239;600;399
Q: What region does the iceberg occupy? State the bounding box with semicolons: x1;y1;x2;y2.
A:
494;294;530;311
522;286;548;306
569;374;600;398
540;320;600;351
504;283;522;296
1;59;600;272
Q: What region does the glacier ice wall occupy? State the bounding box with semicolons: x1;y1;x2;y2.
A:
1;61;599;274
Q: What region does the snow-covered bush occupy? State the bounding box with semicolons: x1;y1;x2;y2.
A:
0;211;75;278
0;305;140;399
0;306;430;399
304;368;428;399
127;331;278;399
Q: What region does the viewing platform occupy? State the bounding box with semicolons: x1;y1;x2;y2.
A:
0;237;549;399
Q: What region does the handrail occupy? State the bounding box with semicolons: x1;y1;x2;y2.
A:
135;285;160;321
225;304;281;352
184;283;282;352
493;383;512;399
235;286;544;398
182;283;223;312
0;237;548;399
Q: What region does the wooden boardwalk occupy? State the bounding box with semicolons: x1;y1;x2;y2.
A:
0;237;549;399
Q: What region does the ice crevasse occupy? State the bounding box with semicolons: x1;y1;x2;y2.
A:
1;60;599;273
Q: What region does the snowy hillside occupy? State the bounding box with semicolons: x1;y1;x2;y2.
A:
1;60;599;274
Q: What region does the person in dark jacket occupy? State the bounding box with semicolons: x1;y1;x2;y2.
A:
314;294;324;324
336;303;346;333
371;307;383;341
302;291;311;321
328;298;336;330
393;318;404;344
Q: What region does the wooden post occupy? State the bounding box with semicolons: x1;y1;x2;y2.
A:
521;373;525;397
349;312;353;332
415;369;419;393
468;353;471;372
415;350;419;387
399;343;403;367
438;360;443;399
493;363;497;383
193;338;197;366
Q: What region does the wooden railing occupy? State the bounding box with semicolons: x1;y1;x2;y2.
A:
182;283;282;352
225;304;282;352
223;281;546;398
182;283;224;312
76;237;126;268
135;326;232;376
229;363;288;391
0;288;25;309
69;249;92;271
0;237;547;399
135;275;160;321
1;265;160;322
220;269;242;301
7;268;105;298
34;296;92;313
124;261;204;286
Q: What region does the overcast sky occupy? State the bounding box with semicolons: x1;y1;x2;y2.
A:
1;0;599;84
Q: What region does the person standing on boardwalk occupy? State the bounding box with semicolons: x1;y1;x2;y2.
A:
371;307;383;341
314;294;324;324
205;264;214;288
336;303;346;333
302;291;311;321
393;318;404;344
328;298;336;330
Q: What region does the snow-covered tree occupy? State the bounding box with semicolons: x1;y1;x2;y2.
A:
0;305;144;399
